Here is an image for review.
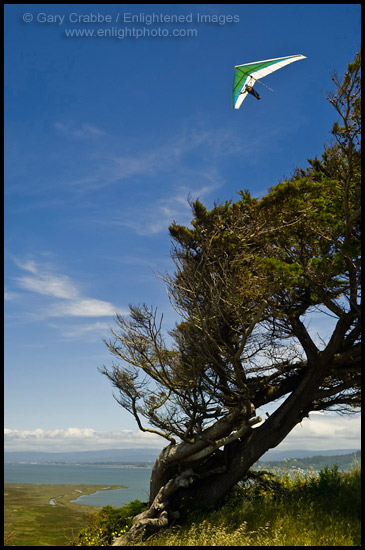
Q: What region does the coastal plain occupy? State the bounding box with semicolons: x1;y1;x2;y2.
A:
4;483;126;546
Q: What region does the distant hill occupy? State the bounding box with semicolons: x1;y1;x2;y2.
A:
4;448;162;464
256;450;361;473
4;447;360;465
259;448;360;462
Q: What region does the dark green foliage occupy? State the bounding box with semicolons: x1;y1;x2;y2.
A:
98;500;147;538
70;500;147;546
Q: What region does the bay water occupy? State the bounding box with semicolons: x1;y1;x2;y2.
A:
4;462;152;507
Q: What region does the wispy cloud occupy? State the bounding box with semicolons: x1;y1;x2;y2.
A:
12;258;123;318
50;299;117;318
55;121;105;138
4;290;18;301
107;126;246;182
15;259;79;300
65;124;242;195
48;320;112;341
7;124;245;230
97;126;248;235
113;182;218;236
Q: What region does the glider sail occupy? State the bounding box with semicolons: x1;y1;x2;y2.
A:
233;54;306;109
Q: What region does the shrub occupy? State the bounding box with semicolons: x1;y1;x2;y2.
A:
70;499;147;546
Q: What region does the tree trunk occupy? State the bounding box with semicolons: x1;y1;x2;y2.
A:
111;411;294;546
112;343;347;546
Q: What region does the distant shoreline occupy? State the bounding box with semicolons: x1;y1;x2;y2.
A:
4;461;153;468
4;463;152;506
4;483;128;546
4;447;360;465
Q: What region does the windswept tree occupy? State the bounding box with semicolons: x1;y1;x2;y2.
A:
101;51;361;545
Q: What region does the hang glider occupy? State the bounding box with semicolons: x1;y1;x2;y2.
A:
233;54;306;109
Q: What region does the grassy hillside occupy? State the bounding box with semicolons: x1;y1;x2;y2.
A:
71;465;361;546
139;466;361;546
4;458;361;546
3;484;125;547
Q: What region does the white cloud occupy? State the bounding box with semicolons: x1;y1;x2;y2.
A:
274;412;361;451
4;413;360;454
16;274;79;300
4;427;165;452
12;258;121;319
14;258;79;299
49;298;117;318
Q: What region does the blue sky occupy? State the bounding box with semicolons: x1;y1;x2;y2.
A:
4;4;361;453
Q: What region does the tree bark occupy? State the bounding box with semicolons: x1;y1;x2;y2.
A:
111;406;302;545
111;338;348;546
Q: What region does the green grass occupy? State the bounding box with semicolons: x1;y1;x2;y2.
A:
5;466;361;546
138;466;361;546
3;484;125;546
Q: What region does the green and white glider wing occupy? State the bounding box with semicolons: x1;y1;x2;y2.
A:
233;54;306;109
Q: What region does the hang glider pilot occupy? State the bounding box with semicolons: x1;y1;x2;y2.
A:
244;85;261;100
